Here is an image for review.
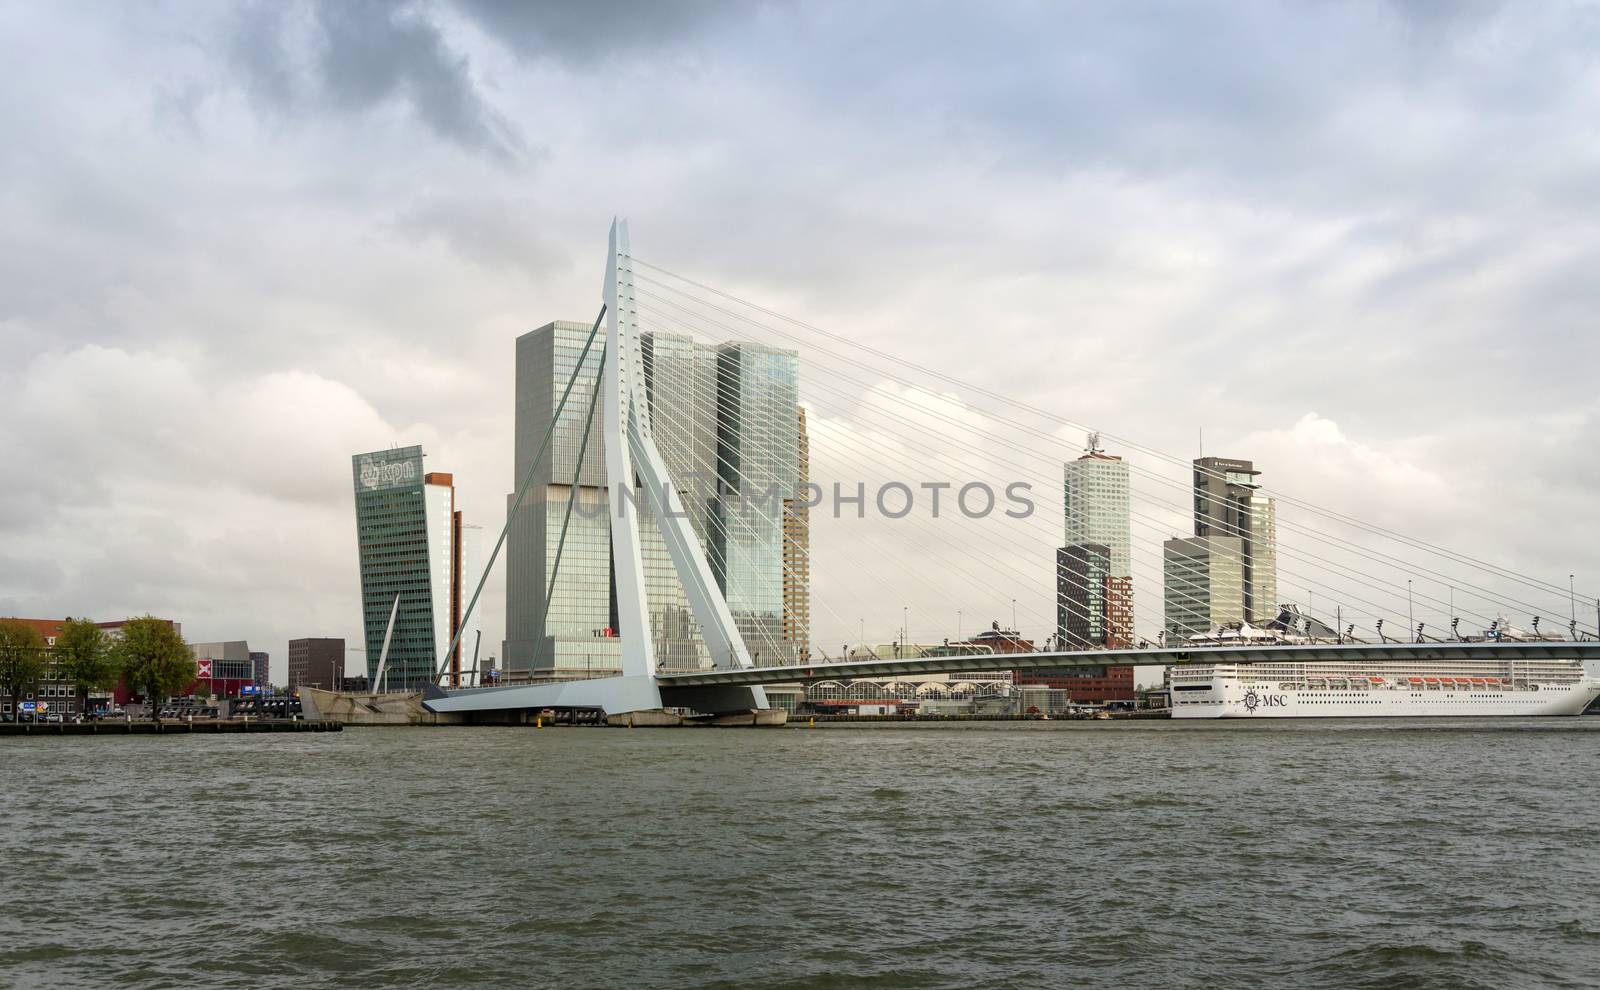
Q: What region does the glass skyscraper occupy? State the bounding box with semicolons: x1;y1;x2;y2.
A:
1162;456;1278;637
1063;447;1131;580
1163;535;1246;641
504;323;803;678
1187;456;1278;626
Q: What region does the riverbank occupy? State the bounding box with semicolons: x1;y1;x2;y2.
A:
0;719;342;736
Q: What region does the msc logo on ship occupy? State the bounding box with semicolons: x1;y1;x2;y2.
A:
1241;689;1288;713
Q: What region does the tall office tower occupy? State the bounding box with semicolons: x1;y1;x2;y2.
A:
713;342;800;666
1189;456;1278;624
504;322;800;677
1064;437;1131;579
782;407;812;661
504;321;619;678
352;446;471;690
1163;535;1246;641
1057;436;1133;648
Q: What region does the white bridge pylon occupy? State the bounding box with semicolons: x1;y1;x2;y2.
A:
427;219;767;717
604;219;768;708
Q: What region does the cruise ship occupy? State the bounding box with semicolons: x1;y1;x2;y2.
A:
1167;609;1600;719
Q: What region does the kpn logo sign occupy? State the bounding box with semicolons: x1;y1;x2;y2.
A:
356;447;423;492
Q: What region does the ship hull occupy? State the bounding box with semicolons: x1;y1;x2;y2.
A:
1172;675;1600;719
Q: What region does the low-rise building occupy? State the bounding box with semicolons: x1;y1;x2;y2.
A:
189;641;256;698
1013;664;1135;704
250;651;270;689
288;638;345;692
1;616;182;718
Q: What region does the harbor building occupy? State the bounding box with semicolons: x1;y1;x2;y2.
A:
189;641;255;698
0;618;109;718
503;321;803;680
287;638;345;692
352;446;475;691
249;651;269;689
0;616;185;718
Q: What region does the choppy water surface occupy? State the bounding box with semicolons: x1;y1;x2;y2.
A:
2;720;1599;989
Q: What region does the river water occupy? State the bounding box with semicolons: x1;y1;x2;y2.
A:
2;720;1598;989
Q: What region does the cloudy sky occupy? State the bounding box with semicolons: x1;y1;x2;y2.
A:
4;0;1600;683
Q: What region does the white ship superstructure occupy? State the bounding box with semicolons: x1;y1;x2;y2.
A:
1168;612;1600;718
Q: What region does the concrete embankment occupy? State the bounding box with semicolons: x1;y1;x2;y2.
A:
789;711;1170;727
0;719;342;736
297;687;464;726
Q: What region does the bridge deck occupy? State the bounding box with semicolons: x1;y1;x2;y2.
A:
654;641;1600;688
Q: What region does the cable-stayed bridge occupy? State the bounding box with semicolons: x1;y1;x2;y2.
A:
422;219;1600;719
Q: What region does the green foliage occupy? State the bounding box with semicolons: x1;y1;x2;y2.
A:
0;619;48;714
56;618;116;714
112;616;195;719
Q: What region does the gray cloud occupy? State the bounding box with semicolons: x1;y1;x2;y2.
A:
451;0;750;60
229;0;524;160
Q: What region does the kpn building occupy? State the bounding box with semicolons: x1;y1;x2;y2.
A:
351;446;481;690
502;321;807;680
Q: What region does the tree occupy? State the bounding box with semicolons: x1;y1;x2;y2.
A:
112;616;195;720
55;618;116;716
0;620;48;719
